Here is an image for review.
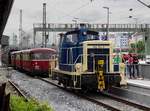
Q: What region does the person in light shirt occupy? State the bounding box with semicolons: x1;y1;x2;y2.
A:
119;58;127;86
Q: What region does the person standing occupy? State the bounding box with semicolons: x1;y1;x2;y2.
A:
119;59;127;86
123;54;129;76
128;54;134;79
133;54;139;78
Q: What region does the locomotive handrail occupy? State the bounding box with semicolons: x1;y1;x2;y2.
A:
59;46;83;50
59;53;112;73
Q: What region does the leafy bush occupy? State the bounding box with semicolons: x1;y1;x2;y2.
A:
10;95;53;111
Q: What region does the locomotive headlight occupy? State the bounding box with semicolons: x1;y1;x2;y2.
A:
82;31;87;36
75;63;82;73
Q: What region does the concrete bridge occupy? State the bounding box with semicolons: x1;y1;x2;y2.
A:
33;23;150;55
33;23;150;32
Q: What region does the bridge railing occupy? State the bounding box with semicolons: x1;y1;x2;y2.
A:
33;23;150;30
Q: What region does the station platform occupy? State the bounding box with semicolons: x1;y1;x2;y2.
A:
109;78;150;107
127;78;150;89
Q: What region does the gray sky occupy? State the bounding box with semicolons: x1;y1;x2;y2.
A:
4;0;150;37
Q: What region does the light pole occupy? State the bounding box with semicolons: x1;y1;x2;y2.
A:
72;17;79;28
129;16;138;54
103;7;110;40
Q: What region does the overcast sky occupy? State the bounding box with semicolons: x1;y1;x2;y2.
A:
4;0;150;37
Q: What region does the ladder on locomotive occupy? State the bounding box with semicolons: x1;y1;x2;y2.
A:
97;60;105;91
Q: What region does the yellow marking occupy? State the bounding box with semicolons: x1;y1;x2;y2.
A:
98;71;105;90
97;59;105;91
98;60;104;65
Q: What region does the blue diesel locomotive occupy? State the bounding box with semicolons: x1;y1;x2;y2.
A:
52;24;121;90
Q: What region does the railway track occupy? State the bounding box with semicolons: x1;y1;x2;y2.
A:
101;91;150;111
8;80;28;101
8;70;150;111
39;78;120;111
39;78;149;111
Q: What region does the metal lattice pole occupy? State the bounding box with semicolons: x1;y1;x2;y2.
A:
42;3;47;48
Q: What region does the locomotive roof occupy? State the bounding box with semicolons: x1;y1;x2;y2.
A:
82;40;112;45
65;29;98;35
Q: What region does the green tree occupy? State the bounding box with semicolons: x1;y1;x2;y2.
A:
129;40;145;58
129;43;136;53
137;40;145;58
137;40;145;54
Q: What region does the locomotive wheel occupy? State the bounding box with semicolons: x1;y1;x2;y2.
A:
63;83;67;88
62;80;67;89
58;80;61;85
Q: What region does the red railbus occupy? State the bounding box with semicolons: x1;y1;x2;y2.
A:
11;48;56;76
11;51;16;67
15;51;22;69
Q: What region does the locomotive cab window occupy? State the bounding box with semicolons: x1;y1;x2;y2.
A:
86;31;99;41
65;33;78;44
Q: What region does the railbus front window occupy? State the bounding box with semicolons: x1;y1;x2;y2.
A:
31;52;55;60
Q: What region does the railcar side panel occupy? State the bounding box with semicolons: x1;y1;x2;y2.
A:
11;53;15;67
31;60;49;73
15;52;22;69
11;48;56;77
22;52;31;72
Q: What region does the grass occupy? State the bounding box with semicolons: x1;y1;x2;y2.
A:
10;95;53;111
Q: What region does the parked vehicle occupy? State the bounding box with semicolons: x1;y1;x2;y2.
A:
146;55;150;64
11;48;56;76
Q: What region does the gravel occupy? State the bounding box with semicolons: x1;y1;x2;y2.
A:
10;70;110;111
1;68;146;111
0;67;8;84
0;67;19;95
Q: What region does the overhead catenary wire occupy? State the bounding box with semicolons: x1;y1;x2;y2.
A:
137;0;150;8
56;1;95;21
45;0;150;24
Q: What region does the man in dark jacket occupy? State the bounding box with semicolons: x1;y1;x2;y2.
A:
133;54;139;78
128;54;134;79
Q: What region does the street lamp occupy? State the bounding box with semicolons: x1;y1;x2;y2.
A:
129;16;138;54
103;7;110;40
72;17;79;28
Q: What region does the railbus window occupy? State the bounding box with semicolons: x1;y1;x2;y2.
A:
31;52;55;60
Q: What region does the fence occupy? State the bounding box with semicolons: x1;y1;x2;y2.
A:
0;83;10;111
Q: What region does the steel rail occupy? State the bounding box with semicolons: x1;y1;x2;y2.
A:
102;87;150;111
39;78;121;111
10;70;148;111
8;80;28;101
